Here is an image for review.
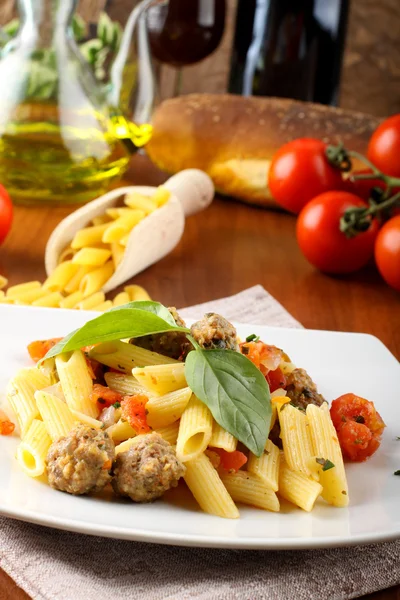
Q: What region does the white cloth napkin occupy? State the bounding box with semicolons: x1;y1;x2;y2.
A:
0;286;399;600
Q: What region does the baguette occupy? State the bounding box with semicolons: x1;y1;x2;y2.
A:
147;94;381;208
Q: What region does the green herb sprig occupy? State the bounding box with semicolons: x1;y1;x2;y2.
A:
42;301;272;456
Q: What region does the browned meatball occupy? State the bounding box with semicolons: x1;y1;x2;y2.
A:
130;307;191;360
285;368;326;411
112;432;185;502
190;313;239;350
46;424;115;495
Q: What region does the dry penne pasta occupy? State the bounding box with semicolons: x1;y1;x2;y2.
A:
43;261;80;292
247;439;280;492
102;210;145;243
92;300;113;312
184;452;239;519
110;242;125;268
71;223;110;249
79;261;114;297
220;470;280;512
146;387;192;429
132;363;186;396
76;291;105;310
32;291;63;308
59;291;84;309
16;419;52;477
124;192;157;213
124;284;151;301
64;265;92;294
306;403;349;507
9;287;48;303
279;460;323;512
72;247;112;267
55;350;97;418
58;245;76;263
7;281;41;297
112;291;130;306
152;186;171;207
176;395;213;462
35;390;77;442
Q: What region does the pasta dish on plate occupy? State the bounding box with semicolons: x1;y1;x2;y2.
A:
1;302;385;519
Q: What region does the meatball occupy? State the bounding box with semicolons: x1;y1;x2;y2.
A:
46;424;115;495
112;432;185;502
190;313;239;351
285;368;326;411
130;307;191;360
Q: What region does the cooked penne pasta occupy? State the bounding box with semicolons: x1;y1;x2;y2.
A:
6;368;50;437
132;363;186;396
35;390;77;441
279;403;315;479
115;436;137;455
209;421;237;452
112;291;130;306
220;470;280;512
16;419;52;477
306;403;349;507
31;291;63;308
90;341;178;373
55;351;97;418
155;421;180;445
72;247;112;267
70;410;103;429
79;261;114;297
279;460;323;512
124;284;151;301
71;223;109;249
107;419;137;443
184;452;239;519
43;261;80;292
76;291;105;310
146;387;192;429
247;439;280;491
176;395;213;462
124;192;157;213
104;372;150;397
102;210;145;243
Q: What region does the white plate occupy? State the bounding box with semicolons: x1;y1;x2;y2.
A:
0;305;399;550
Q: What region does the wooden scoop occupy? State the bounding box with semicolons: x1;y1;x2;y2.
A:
45;169;214;294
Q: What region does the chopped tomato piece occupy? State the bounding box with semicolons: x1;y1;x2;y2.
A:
330;393;385;462
0;419;15;436
27;338;62;362
212;448;247;472
90;384;123;409
265;367;287;393
240;341;282;371
121;394;151;434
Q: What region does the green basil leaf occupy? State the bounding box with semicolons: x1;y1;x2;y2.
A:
185;349;271;457
41;301;188;362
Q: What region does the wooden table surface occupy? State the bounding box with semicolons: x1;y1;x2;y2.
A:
0;155;399;600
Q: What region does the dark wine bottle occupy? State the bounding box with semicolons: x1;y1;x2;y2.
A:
228;0;349;106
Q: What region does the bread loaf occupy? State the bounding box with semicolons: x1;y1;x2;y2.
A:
146;94;381;207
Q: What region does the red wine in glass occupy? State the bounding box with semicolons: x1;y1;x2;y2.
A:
147;0;226;68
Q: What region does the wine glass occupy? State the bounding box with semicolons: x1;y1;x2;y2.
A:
146;0;226;95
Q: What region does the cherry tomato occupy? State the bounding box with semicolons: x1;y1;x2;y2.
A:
268;138;343;214
296;191;380;274
330;393;385;462
374;215;400;291
0;183;12;245
367;114;400;178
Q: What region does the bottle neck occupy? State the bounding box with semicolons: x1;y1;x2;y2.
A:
18;0;77;42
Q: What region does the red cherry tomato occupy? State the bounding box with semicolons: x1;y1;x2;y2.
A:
0;183;13;245
268;138;343;214
296;191;380;274
374;215;400;291
367;114;400;178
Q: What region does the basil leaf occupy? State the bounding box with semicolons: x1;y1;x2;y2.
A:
185;349;271;457
42;302;188;362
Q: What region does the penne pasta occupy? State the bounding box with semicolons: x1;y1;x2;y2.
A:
91;214;112;226
247;439;280;491
107;419;137;443
72;247;112;267
106;207;143;219
209;421;237;452
92;300;113;312
124;284;151;302
115;436;137;455
64;265;92;294
0;275;8;289
57;245;76;264
71;223;109;249
306;403;349;507
70;410;103;429
43;261;79;292
279;460;323;512
184;452;239;519
90;341;178;373
7;281;41;297
124;192;157;214
155;421;180;445
152;186;171;207
35;390;76;441
104;372;150;397
132;363;186;396
220;470;280;512
146;387;192;429
76;291;105;310
112;291;130;306
31;291;63;308
16;419;52;477
110;242;125;268
6;368;50;437
279;403;315;479
102;210;146;243
59;290;84;309
79;261;114;297
55;350;97;418
6;287;48;303
176;395;213;462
